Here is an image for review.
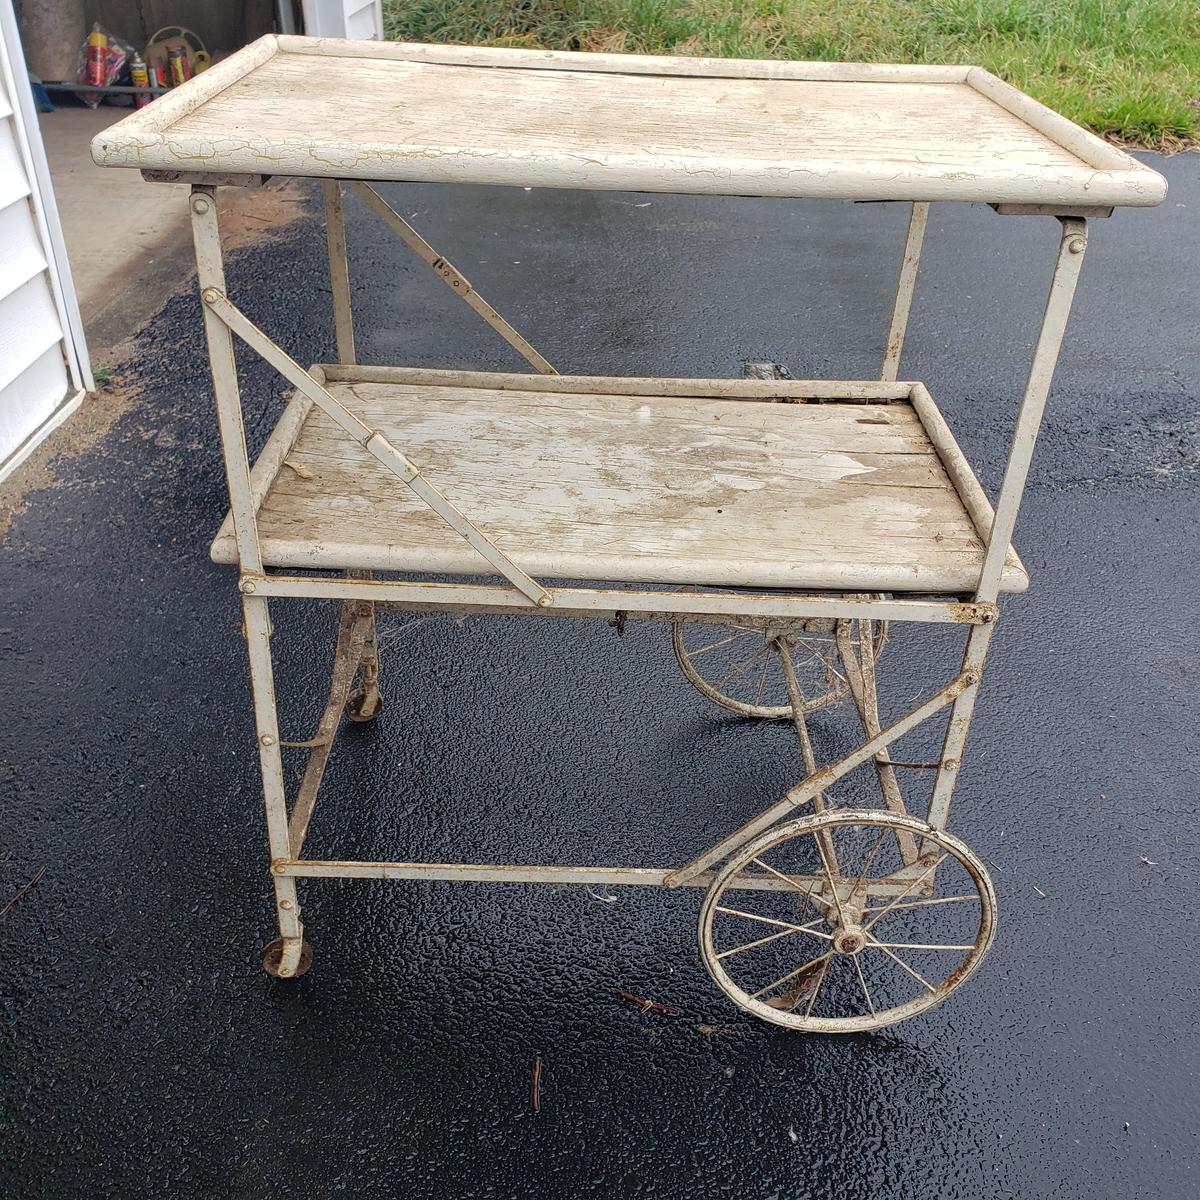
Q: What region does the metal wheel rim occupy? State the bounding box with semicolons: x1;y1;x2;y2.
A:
673;620;887;719
698;809;996;1033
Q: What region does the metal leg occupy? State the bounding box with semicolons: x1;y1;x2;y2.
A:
346;596;384;722
928;217;1088;831
881;201;928;381
927;622;995;831
245;594;306;973
190;187;263;570
191;185;305;975
323;180;355;364
775;636;845;893
285;600;373;856
776;637;820;781
835;620;918;865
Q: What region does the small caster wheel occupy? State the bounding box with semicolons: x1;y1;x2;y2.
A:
345;688;384;723
262;936;313;979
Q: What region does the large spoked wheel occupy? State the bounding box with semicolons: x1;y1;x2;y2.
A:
699;810;996;1033
673;619;887;718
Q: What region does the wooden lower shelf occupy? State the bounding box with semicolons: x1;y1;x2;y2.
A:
211;366;1026;595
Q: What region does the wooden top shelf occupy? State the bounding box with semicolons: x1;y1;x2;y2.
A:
91;35;1165;209
210;367;1027;595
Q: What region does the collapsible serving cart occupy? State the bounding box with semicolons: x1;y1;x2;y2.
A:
93;36;1165;1032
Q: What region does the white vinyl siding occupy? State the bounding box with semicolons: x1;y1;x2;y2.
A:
0;0;89;479
0;345;68;461
301;0;383;40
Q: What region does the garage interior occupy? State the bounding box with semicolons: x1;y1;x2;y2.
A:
0;0;379;479
14;1;319;333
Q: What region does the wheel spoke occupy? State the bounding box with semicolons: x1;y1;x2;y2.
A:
715;905;833;939
803;956;830;1016
791;636;845;684
861;852;948;933
863;894;978;914
870;941;976;952
687;629;758;659
753;952;831;1002
715;919;831;960
849;829;889;902
749;857;820;912
852;953;875;1016
814;831;848;925
866;937;937;993
753;654;771;706
713;645;771;692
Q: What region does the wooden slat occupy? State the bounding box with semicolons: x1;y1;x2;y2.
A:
209;377;1028;594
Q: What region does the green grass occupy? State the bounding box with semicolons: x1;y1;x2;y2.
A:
382;0;1199;147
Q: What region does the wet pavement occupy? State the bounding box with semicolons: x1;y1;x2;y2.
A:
1;152;1197;1198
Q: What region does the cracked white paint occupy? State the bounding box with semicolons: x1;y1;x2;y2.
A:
88;35;1166;208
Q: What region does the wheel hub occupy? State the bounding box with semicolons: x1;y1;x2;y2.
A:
832;924;867;955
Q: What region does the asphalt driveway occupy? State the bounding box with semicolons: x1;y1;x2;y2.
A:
1;151;1197;1198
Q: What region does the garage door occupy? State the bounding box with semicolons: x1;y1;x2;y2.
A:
0;2;89;481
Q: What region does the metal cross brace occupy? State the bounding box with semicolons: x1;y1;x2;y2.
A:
666;664;977;888
349;181;557;375
200;288;552;607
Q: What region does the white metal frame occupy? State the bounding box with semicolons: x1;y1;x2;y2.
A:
185;173;1088;1001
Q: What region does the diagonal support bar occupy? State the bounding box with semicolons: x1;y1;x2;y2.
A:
836;620;918;865
350;181;557;376
202;289;551;607
285;601;371;855
665;667;977;888
976;218;1087;601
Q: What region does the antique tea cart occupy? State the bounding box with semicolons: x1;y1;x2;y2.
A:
93;36;1165;1032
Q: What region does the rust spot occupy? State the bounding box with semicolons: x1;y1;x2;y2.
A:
951;602;999;624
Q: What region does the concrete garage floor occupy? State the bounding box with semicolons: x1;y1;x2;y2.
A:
1;154;1198;1198
36;105;191;346
37;103;305;352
